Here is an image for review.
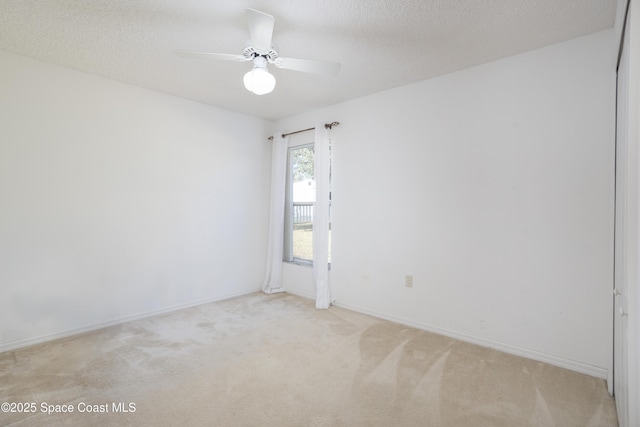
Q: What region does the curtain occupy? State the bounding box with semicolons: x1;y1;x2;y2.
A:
313;123;331;308
262;132;288;294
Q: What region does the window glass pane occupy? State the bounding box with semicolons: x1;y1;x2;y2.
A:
291;146;314;261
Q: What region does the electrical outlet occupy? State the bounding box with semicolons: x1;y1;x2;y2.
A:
405;275;413;287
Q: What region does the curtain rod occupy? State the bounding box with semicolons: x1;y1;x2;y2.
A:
267;121;340;140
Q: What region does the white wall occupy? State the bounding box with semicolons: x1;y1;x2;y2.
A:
0;51;272;351
278;30;615;378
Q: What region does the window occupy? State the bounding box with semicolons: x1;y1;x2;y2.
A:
283;142;331;264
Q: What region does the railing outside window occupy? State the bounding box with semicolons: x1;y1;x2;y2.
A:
293;202;314;224
290;202;331;263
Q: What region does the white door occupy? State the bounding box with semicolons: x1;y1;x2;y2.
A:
614;11;630;427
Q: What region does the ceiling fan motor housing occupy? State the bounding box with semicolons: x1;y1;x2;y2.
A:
243;41;279;63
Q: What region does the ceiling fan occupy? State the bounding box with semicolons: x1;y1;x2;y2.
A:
176;8;341;95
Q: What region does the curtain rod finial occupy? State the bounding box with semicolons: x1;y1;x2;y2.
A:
325;121;340;130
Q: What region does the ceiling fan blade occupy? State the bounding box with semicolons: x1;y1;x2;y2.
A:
274;57;341;76
246;8;275;52
175;50;248;62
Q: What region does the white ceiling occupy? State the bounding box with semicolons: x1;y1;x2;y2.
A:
0;1;616;121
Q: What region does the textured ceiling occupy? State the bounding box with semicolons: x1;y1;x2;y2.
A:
0;0;616;121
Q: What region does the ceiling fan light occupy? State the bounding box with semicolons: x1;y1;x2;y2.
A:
243;67;276;95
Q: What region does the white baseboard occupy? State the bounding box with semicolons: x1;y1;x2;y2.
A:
329;298;609;380
0;287;261;354
283;288;316;301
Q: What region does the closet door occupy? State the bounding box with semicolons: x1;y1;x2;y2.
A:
613;1;640;424
613;14;629;424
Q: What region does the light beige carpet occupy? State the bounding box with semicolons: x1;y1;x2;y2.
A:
1;292;618;426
